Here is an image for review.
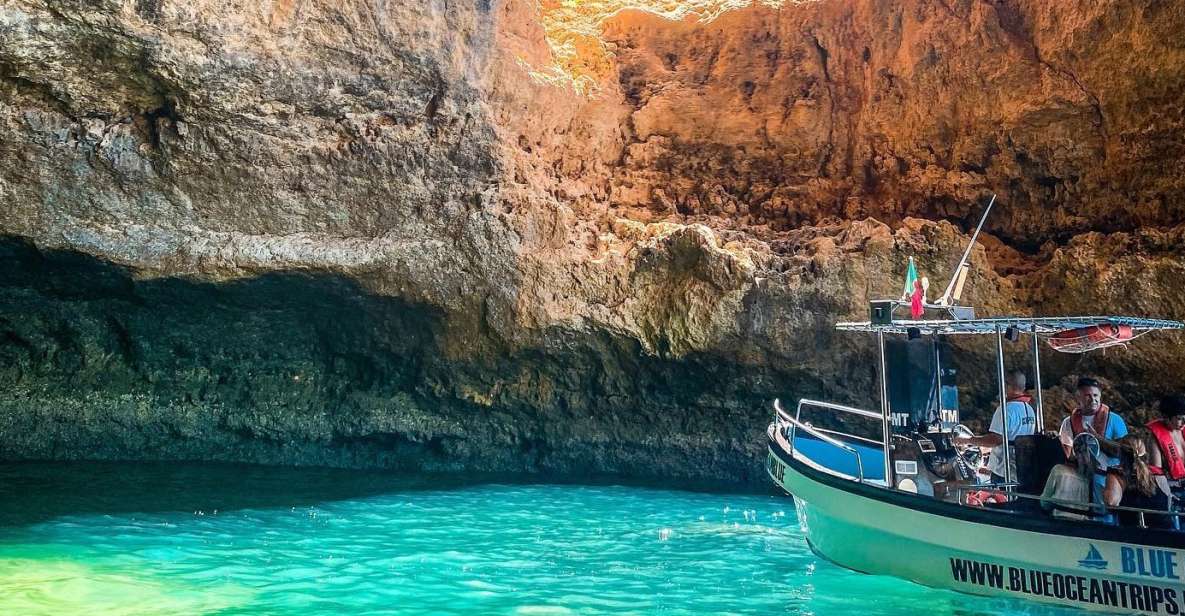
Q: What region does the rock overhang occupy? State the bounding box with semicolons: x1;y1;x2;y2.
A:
1;0;1184;483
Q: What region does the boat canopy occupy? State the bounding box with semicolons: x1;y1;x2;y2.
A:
835;316;1185;336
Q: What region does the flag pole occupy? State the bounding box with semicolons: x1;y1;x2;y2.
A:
937;194;996;306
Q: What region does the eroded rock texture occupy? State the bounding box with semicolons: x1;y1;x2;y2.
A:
2;0;1184;485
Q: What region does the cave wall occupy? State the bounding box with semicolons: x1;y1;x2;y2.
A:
1;237;827;484
524;0;1185;247
1;0;1184;484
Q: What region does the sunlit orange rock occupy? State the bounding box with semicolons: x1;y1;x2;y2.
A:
0;0;1183;481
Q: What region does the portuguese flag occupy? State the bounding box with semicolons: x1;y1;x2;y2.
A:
901;257;918;300
902;257;925;318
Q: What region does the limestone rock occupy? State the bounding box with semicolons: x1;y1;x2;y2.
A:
1;0;1183;484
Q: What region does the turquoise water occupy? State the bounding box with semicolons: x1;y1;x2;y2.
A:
0;462;1073;615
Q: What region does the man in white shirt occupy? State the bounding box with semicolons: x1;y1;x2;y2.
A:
953;370;1037;483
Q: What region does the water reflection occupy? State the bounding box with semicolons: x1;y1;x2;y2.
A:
0;462;1083;615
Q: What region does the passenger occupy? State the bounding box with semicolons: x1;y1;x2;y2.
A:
1041;434;1102;521
1111;429;1176;529
1058;377;1127;521
1146;394;1185;489
1059;377;1128;460
952;369;1036;483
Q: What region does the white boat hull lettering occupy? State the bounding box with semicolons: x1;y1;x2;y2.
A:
768;438;1185;615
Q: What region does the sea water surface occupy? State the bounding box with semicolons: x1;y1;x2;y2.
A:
0;462;1075;615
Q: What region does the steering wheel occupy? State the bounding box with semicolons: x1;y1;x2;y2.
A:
951;424;983;466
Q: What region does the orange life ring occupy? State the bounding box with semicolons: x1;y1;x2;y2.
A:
1047;324;1133;353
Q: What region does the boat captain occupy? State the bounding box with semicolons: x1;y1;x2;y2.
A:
952;369;1036;483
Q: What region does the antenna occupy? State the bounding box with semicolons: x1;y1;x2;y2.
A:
936;194;996;307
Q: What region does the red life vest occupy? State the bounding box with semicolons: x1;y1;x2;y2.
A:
1070;405;1111;437
1148;419;1185;480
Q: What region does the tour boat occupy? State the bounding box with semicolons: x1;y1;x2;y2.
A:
766;197;1185;614
767;314;1185;615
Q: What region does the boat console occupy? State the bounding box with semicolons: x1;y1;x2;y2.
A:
876;335;992;500
890;430;979;501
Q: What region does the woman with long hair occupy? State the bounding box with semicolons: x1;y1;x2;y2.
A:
1110;427;1176;529
1041;434;1102;520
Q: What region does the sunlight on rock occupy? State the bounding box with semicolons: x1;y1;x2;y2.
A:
538;0;789;90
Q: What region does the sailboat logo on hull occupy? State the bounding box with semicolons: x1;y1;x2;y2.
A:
1079;545;1109;570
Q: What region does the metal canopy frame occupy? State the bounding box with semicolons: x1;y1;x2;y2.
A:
846;314;1183;490
837;316;1185;336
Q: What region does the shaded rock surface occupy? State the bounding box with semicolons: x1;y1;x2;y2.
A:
1;0;1184;485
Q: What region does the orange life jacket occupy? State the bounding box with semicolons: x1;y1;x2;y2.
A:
1148;419;1185;480
1070;405;1111;437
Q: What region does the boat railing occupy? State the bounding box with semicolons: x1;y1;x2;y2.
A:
951;484;1181;530
812;427;884;448
794;399;883;423
774;399;869;483
787;399;886;449
774;401;1184;529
